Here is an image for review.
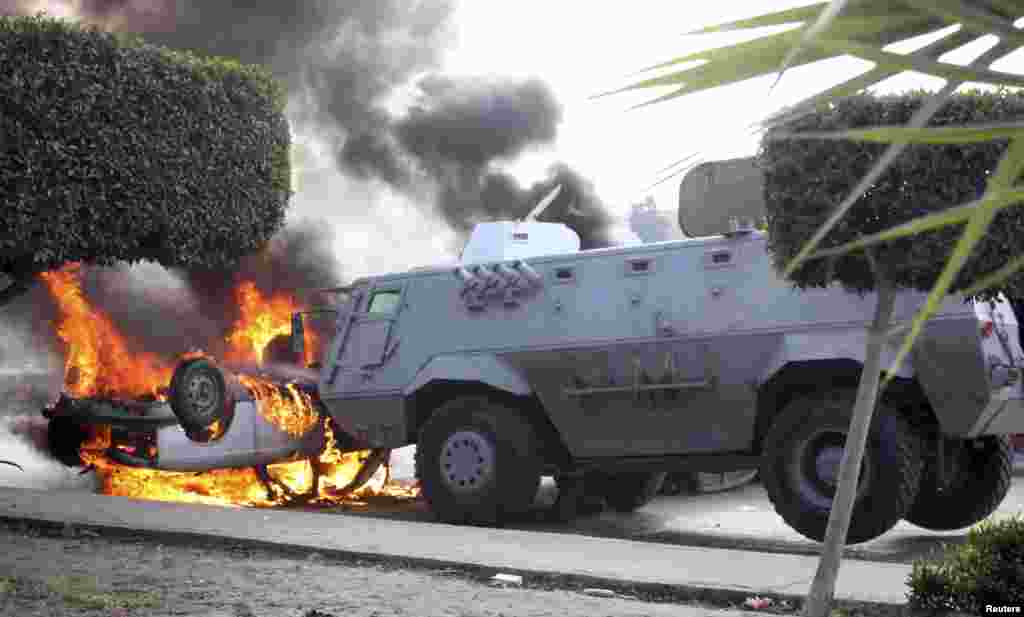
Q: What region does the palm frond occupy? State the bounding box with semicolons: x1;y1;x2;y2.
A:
687;3;828;34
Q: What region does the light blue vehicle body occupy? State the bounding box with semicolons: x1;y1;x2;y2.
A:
313;221;1024;471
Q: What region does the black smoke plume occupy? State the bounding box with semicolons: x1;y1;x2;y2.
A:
58;0;456;155
346;74;617;248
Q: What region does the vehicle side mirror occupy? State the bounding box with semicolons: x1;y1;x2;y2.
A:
291;313;305;356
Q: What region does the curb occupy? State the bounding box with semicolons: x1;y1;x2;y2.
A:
0;514;907;616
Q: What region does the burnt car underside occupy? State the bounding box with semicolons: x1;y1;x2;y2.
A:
42;357;389;503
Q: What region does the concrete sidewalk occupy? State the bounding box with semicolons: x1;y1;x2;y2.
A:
0;486;911;606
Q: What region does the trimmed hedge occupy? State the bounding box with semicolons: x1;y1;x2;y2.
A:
0;14;291;283
907;515;1024;612
758;89;1024;299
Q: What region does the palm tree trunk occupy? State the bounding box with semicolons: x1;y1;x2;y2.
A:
803;280;897;617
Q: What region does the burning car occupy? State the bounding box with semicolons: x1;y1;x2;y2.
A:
43;355;392;504
37;266;403;507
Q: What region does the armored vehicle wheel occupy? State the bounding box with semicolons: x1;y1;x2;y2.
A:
47;416;87;467
415;396;542;526
760;388;923;544
169;357;230;442
906;436;1012;531
590;471;667;512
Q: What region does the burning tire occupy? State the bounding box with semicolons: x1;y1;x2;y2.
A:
168;357;233;442
760;388;923;544
589;471;666;512
415;396;542;525
905;436;1013;531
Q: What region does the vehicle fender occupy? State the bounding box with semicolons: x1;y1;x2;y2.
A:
758;327;914;386
403;353;533;397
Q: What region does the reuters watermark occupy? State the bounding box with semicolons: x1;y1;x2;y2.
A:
985;606;1023;614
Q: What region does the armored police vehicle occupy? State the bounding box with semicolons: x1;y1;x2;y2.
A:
279;165;1024;543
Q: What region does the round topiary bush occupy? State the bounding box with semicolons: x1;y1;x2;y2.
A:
0;14;291;301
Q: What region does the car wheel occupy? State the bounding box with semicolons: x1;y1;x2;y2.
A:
760;388;923;544
415;396;542;526
169;357;231;442
906;436;1012;531
47;415;88;467
590;471;667;512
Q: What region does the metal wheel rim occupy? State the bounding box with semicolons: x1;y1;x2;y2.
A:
439;430;495;494
790;429;873;510
184;372;220;419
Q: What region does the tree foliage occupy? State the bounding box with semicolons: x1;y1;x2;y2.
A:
760;89;1024;299
0;14;291;300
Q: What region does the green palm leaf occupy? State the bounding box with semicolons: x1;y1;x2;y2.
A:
686;3;829;34
903;0;1024;45
760;26;980;130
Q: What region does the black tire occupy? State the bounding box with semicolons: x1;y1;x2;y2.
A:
262;333;302;366
168;357;230;441
47;416;87;467
415;396;542;525
590;471;667;512
760;388;923;544
906;436;1013;531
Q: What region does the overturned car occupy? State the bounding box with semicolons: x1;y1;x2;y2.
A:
43;354;390;500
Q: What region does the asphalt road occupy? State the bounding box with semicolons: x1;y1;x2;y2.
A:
312;473;1024;565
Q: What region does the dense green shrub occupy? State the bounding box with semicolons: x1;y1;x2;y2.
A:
759;89;1024;298
0;14;291;293
907;515;1024;612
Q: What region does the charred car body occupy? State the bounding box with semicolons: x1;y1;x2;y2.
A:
45;167;1024;543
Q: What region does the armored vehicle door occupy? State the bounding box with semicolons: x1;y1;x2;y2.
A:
322;283;405;396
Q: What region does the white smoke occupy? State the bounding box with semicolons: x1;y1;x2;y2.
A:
286;105;461;280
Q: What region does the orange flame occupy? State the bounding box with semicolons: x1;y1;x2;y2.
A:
40;264;417;507
238;375;320;438
224;281;320;366
40;264;173;399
